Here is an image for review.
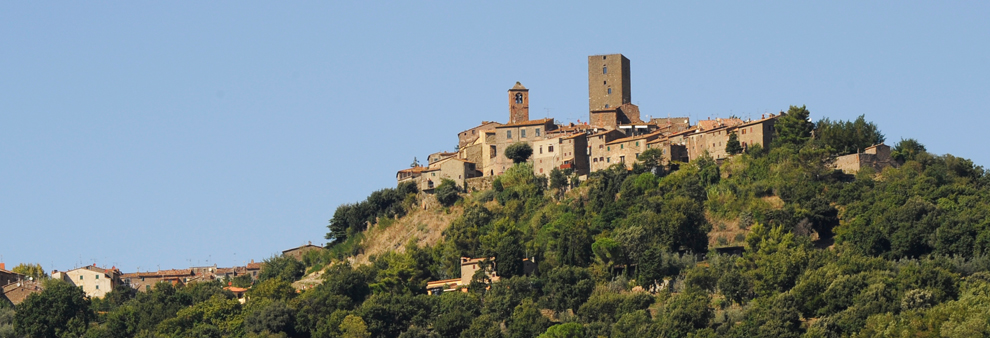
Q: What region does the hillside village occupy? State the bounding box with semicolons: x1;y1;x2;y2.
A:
0;242;326;305
396;54;892;193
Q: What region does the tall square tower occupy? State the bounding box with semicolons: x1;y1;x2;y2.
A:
588;54;631;112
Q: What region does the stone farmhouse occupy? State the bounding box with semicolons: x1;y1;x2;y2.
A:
834;144;898;174
397;53;783;189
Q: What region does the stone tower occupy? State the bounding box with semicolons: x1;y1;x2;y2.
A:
588;54;631;112
508;82;529;124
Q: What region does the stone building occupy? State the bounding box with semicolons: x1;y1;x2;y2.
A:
0;263;24;287
646;137;690;164
834;144;897;174
457;121;502;150
589;54;631;112
120;269;194;292
2;280;43;305
731;116;777;153
532;133;589;177
492;118;556;175
282;242;325;261
603;131;664;170
52;265;121;298
508;82;529;124
418;157;482;191
588;129;627;172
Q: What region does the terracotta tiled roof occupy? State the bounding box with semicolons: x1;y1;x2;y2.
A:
497;118;554;128
224;286;249;293
697;118;744;131
605;131;664;146
397;166;428;174
246;262;263;270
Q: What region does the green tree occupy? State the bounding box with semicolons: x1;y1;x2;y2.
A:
548;168;568;197
257;255;305;283
725;132;743;155
15;279;93;338
244;300;294;336
815;115;885;155
432;292;481;338
637;148;665;173
339;314;371;338
538;323;584;338
11;263;47;280
248;279;297;302
541;266;594;313
507;299;551;338
495;235;524;278
774;105;814;146
436;178;461;207
504;142;533;164
891;138;926;162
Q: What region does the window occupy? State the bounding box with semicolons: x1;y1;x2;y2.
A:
548;146;554;152
635;141;639;146
79;275;84;280
141;277;145;281
521;129;526;138
620;144;624;149
96;285;99;290
599;144;603;149
605;104;609;108
607;157;611;163
539;146;543;154
607;146;610;151
490;145;497;158
507;130;512;139
741;129;746;135
607;88;612;95
515;93;523;104
593;158;598;162
95;274;99;279
603;66;607;74
535;128;541;136
620;156;625;162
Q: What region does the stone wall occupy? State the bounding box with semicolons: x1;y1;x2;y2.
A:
466;176;495;192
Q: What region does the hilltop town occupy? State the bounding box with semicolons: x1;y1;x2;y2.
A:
397;54;890;193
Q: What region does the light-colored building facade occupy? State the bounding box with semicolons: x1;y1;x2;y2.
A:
492;118;556;175
532;133;590;177
52;265;121;298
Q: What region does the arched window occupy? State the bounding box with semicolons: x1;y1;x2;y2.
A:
603;66;607;74
515;93;523;104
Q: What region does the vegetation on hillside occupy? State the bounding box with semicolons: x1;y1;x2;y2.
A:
6;107;990;337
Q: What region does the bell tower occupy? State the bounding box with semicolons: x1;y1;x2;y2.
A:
508;82;529;124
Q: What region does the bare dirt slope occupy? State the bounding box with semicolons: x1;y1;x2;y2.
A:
348;196;464;266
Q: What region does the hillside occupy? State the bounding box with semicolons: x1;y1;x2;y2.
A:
9;110;990;338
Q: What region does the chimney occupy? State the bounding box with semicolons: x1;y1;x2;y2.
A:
308;241;312;245
0;263;5;270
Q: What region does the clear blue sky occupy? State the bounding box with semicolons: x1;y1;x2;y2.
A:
2;2;988;272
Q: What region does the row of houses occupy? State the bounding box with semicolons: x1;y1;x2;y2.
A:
397;54;781;190
1;242;326;304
